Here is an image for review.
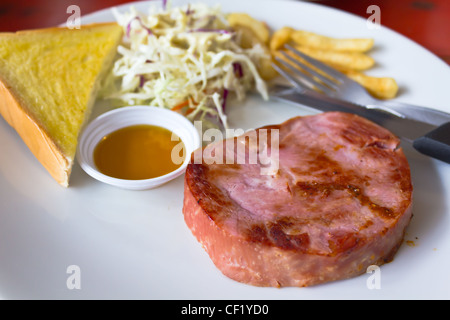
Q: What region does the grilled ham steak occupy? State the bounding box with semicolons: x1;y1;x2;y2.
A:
183;112;413;287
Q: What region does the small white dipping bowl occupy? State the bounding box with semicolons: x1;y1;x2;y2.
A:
77;106;201;190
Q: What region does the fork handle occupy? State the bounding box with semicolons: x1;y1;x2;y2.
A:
413;122;450;164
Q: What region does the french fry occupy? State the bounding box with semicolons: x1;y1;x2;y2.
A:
293;46;375;71
273;49;398;99
228;14;277;80
269;25;398;99
227;13;270;45
232;25;278;80
291;30;374;52
232;24;261;49
258;56;279;81
270;26;294;51
343;70;399;100
274;49;331;78
272;49;335;89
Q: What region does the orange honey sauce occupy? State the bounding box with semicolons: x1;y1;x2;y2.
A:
93;124;185;180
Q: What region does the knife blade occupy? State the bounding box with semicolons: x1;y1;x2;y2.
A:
271;88;450;164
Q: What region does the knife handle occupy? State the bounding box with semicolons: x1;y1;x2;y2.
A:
413;122;450;164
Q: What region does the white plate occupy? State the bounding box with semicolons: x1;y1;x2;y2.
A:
1;0;449;300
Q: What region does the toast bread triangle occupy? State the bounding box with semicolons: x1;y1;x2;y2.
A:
0;23;123;187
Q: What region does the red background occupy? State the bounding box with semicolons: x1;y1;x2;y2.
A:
0;0;449;64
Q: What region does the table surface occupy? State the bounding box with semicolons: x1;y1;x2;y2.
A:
0;0;449;65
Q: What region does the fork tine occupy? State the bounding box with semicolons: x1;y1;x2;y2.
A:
284;44;347;82
274;56;336;95
280;51;339;89
271;61;312;92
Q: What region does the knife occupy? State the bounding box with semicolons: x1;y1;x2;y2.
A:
271;88;450;164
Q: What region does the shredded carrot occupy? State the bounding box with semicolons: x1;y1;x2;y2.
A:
171;98;199;116
171;100;190;111
184;108;195;116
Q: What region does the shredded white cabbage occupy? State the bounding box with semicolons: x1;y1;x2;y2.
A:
100;2;269;129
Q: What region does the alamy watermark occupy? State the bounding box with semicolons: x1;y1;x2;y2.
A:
66;265;81;290
367;5;381;30
64;263;381;290
171;121;280;176
66;5;81;29
366;265;381;289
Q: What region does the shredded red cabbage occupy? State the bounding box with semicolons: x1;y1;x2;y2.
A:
139;75;145;87
126;16;153;38
232;62;243;78
186;4;194;15
221;89;229;113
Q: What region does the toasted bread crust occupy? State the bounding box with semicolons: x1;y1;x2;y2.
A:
0;78;71;186
0;22;120;36
0;23;122;187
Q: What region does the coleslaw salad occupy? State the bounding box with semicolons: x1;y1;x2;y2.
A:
100;2;270;129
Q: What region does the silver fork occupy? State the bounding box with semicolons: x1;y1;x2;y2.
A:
272;44;450;126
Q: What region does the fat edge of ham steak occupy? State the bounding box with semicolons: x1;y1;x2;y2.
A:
182;112;413;287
